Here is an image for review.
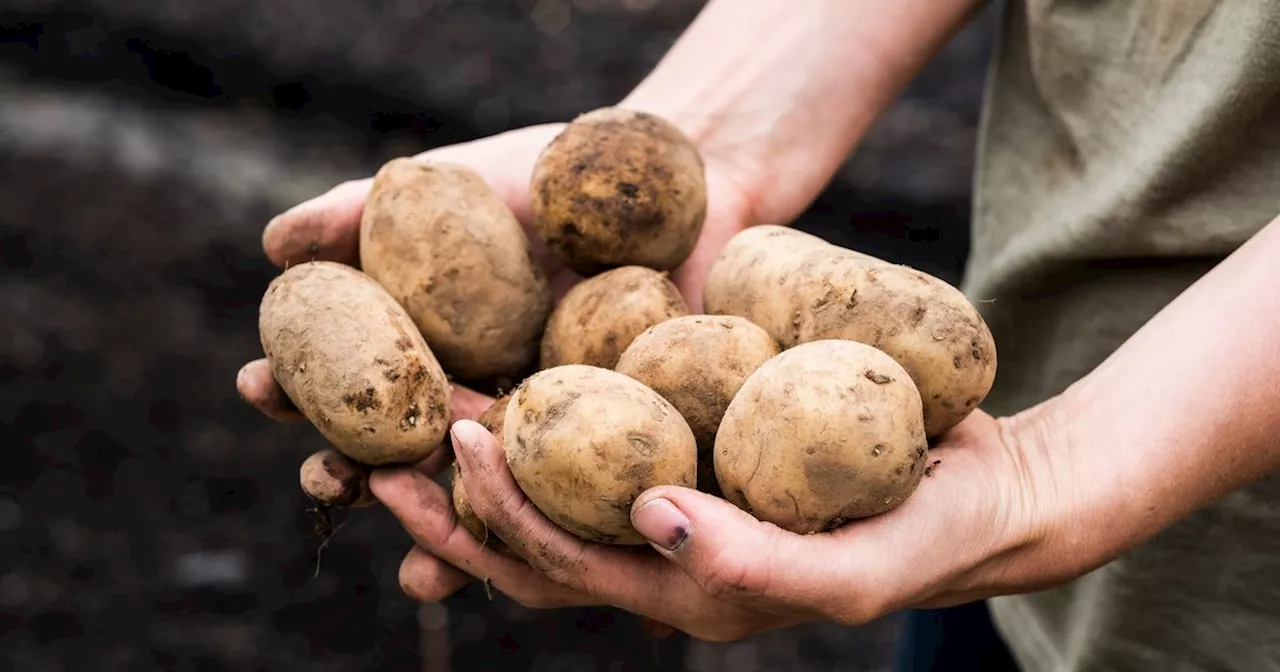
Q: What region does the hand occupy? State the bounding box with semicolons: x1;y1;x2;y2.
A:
372;410;1056;642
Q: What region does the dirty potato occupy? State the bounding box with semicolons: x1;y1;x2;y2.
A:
259;261;451;465
703;225;997;438
300;449;375;508
530;107;707;275
503;365;697;545
615;315;780;498
451;395;516;556
360;158;554;382
540;265;688;370
715;340;929;534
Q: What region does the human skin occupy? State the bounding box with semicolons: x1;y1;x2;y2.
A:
243;0;1278;641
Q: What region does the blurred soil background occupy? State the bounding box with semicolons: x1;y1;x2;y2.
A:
0;1;1001;670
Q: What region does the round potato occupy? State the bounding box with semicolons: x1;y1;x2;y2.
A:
259;261;451;465
540;265;688;370
300;449;375;508
703;225;997;438
530;107;707;275
503;365;697;545
360;158;554;382
715;339;929;534
452;395;516;556
615;315;780;498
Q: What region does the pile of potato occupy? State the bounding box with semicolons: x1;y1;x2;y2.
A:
258;106;997;548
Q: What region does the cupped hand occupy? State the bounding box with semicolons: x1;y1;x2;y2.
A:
373;409;1056;642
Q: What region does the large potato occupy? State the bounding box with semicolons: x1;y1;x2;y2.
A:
452;395;516;556
530;107;707;275
259;261;451;465
540;265;688;370
703;225;997;437
503;365;697;545
615;315;780;498
360;158;554;382
715;340;929;534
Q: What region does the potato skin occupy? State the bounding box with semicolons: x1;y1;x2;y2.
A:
360;158;554;382
452;395;516;556
614;315;780;498
300;449;375;508
714;340;929;534
530;107;707;276
540;266;688;370
503;365;697;545
259;261;451;465
703;225;997;438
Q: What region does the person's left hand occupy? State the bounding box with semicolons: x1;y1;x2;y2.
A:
372;407;1063;642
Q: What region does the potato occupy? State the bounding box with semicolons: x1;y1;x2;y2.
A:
503;365;697;545
300;449;375;508
715;340;929;534
530;107;707;275
360;158;554;382
703;225;997;437
259;261;452;465
451;395;516;556
540;265;688;370
614;315;780;498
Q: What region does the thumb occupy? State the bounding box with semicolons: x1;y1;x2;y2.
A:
629;487;837;606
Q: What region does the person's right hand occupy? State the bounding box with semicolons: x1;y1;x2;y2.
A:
234;118;767;618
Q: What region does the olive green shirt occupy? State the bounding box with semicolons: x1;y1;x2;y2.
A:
965;1;1280;670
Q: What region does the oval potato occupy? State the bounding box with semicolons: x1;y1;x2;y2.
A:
540;265;688;370
503;365;697;545
615;315;780;498
360;158;554;382
530;107;707;276
299;448;375;508
715;340;929;534
259;261;451;465
703;225;996;438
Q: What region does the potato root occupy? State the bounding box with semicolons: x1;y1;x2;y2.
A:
360;158;554;382
259;261;451;465
615;315;780;498
452;395;516;557
503;365;697;545
540;265;688;370
530;107;707;275
703;225;996;437
715;340;929;533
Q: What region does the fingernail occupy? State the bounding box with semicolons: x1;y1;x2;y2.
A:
631;498;689;552
449;420;484;469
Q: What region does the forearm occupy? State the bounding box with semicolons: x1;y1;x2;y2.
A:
620;0;984;225
1015;217;1280;582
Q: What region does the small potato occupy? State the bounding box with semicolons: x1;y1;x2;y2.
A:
503;365;697;545
540;266;688;370
615;315;780;498
703;225;997;438
715;340;929;534
530;107;707;275
300;449;375;508
360;158;554;382
452;395;516;556
259;261;451;465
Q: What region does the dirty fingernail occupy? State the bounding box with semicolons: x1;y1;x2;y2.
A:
631;498;689;552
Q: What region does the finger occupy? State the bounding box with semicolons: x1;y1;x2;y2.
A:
399;545;471;603
262;178;371;268
368;464;595;609
236;358;304;422
630;486;846;615
450;420;704;620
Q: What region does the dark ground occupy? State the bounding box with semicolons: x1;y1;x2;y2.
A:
0;1;1000;670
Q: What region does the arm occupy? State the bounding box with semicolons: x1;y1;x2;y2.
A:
1008;216;1280;587
621;0;987;227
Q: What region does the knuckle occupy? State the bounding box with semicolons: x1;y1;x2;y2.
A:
698;555;757;599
